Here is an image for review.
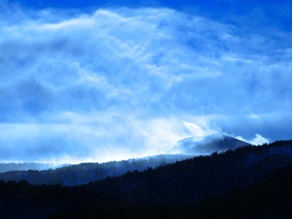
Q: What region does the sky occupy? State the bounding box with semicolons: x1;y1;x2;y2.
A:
0;0;291;163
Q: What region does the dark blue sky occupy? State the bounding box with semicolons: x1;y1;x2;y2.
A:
0;0;291;163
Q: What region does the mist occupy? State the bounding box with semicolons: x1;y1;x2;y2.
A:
0;2;291;163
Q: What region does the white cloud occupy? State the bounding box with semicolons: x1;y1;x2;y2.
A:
182;120;218;137
0;113;213;162
0;4;290;162
250;134;269;145
235;134;269;146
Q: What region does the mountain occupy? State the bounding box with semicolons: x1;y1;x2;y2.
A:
165;134;251;155
0;154;195;186
86;140;291;206
0;163;68;173
0;135;262;186
0;134;249;186
0;140;291;219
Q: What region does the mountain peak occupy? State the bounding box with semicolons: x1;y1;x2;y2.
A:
165;134;251;155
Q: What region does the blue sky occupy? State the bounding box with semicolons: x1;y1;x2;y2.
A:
0;0;291;163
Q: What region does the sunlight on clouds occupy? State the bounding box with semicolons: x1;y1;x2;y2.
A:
250;134;270;145
182;121;217;137
0;4;291;162
141;118;191;153
236;134;269;146
0;114;209;162
26;16;94;31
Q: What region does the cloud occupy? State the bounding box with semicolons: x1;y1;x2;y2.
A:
250;134;269;145
235;134;269;146
0;4;291;162
0;113;203;163
182;120;220;137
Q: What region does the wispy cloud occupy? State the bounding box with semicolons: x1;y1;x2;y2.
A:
235;134;269;146
0;4;291;162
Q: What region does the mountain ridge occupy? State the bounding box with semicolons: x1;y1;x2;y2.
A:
0;154;195;186
0;134;251;186
166;134;251;155
85;140;291;206
0;140;290;219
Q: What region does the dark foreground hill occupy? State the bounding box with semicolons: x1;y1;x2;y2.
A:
0;134;250;186
85;140;291;206
0;154;195;186
0;140;291;219
54;164;292;219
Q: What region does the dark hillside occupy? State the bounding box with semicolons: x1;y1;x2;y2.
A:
0;154;194;186
195;164;292;219
53;164;292;219
86;140;291;205
0;140;291;219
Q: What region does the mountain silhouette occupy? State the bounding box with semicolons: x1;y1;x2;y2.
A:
0;154;195;186
0;134;250;186
0;140;290;219
166;134;251;155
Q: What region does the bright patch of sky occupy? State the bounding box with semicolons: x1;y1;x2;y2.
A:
0;0;291;163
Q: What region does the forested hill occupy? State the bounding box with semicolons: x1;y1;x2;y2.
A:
0;140;291;219
85;140;291;205
0;154;195;186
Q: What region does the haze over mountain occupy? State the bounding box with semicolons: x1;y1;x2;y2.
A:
0;140;291;218
0;163;68;173
0;135;283;186
0;135;252;185
0;154;195;186
165;134;251;155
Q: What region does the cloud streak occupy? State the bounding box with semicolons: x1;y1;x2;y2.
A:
0;4;291;162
